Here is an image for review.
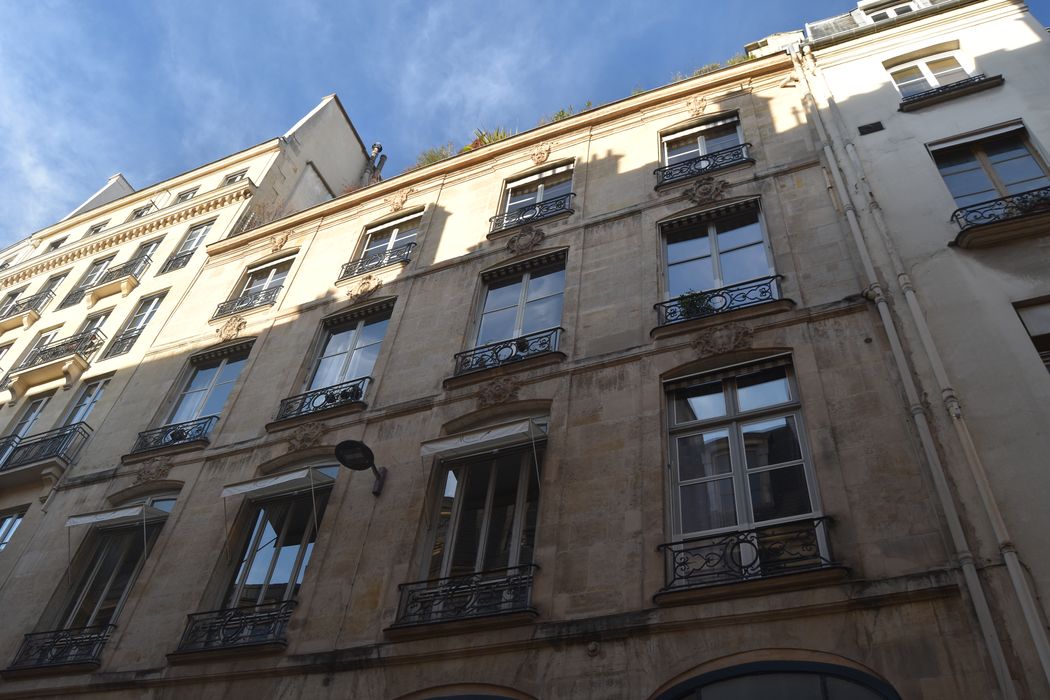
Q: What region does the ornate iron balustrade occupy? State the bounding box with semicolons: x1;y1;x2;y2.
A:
655;276;779;326
58;288;87;309
13;330;106;372
489;192;575;234
393;565;537;627
131;416;217;454
658;517;835;592
338;243;416;281
213;286;282;319
6;624;115;671
175;601;296;653
453;327;561;376
900;74;989;106
0;290;54;321
3;423;91;471
275;376;370;422
93;255;151;285
102;328;144;359
654;143;753;187
0;435;22;467
160;250;194;274
950;185;1050;231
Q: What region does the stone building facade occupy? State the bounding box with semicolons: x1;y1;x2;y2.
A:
0;2;1048;698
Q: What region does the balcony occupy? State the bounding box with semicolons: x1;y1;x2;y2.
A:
273;377;370;424
949;185;1050;248
0;290;54;333
83;255;151;308
2;624;114;677
6;330;105;402
338;243;416;282
160;250;193;274
655;518;840;604
654;143;753;188
213;286;282;319
389;565;538;635
489;192;575;235
129;416;217;457
898;73;1003;112
453;327;562;377
171;601;295;659
655;276;779;327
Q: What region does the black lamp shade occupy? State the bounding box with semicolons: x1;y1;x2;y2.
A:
334;440;375;471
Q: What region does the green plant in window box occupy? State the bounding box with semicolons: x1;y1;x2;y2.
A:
677;289;716;319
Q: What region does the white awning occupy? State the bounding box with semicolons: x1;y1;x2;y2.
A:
928;121;1024;151
662;116;739;142
66;505;169;528
220;466;337;499
420;417;548;460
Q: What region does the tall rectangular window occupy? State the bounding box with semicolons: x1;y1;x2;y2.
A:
0;287;27;317
169;352;248;425
77;311;109;335
309;313;390;391
933;132;1050;208
39;273;68;297
104;294;165;358
60;257;115;309
0;509;26;551
160;220;213;274
477;264;565;347
64;378;110;426
9;393;52;439
240;258;292;297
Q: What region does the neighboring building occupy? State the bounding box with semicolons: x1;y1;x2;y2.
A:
0;2;1047;699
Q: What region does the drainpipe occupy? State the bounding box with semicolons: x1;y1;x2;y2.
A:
790;46;1019;700
801;43;1050;692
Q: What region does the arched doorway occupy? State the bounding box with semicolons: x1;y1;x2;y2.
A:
652;661;901;700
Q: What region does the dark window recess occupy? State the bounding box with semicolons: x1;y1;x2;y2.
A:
858;122;885;135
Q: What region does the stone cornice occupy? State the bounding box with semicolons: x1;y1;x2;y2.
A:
0;182;255;288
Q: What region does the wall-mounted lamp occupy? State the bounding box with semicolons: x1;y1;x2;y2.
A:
334;440;386;496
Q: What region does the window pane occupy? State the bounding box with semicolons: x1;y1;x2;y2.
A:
234;504;287;606
666;135;701;165
170;389;207;423
186;365;219;393
264;502;310;604
742;415;803;468
940;168;997;204
737;367;791;411
680;478;737;533
668;259;716;298
507;184;539;212
703;672;823;700
428;468;460;579
719;244;769;286
199;382;235;417
449;464;490;576
356;317;389;347
482;455;522;570
522;295;563;334
363;230;392;254
321;327;355;359
703;123;741;153
674;382;726;423
749;464;812;522
677;429;732;481
478;307;518;345
989;154;1049;191
666;229;711;264
483;279;522;312
216;356;247;385
928;57;967;85
526;268;565;301
345;342;380;380
311;355;344;390
715;213;763;250
542;176;573;201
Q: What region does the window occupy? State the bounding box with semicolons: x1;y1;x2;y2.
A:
0;509;26;551
867;3;915;22
0;287;27;317
663;115;744;167
890;55;970;98
221;170;247;186
175;188;198;204
44;237;67;254
240;258;291;298
104;293;165;358
477;264;565;347
77;311;109;335
59;257;115;309
39;272;68;297
9;393;52;439
64;378;109;425
127;204;153;221
85;221;109;237
168;352;248;425
0;343;12;368
1017;302;1050;372
160;220;213;273
933;131;1050;208
309;313;390;391
503;165;573;216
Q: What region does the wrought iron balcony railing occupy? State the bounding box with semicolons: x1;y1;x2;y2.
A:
92;255;151;286
0;290;54;321
13;330;106;373
275;377;370;422
658;517;835;592
950;185;1050;232
0;435;21;466
654;143;753;187
6;624;114;672
130;416;217;454
160;250;194;274
174;601;296;654
338;243;416;281
900;74;990;107
393;565;537;627
453;327;561;376
2;423;91;471
102;328;144;359
655;276;779;326
489;192;575;234
58;288;88;309
213;286;282;319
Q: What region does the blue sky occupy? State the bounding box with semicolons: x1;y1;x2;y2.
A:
1;0;1048;248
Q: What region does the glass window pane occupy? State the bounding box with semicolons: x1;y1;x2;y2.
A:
185;365;218;392
702;124;741;153
749;464;812;522
363;230;392;254
321;327;355;358
703;672;823;700
356;317;389;347
216;357;247;386
199;382;235;417
477;307;518;345
668;259;716;298
666;135;701;165
170;389;206;424
428;468;460;579
449;464;490;576
736;367;791;411
825;676;888;700
674;382;726;423
522;295;563;334
483;279;523;312
719;244;769;286
715;213;763;250
482;456;522;571
542;176;573;201
667;229;711;264
991;156;1048;190
507;184;539;212
742;415;803;468
680;478;737;533
677;429;732;481
345;342;380;380
526;268;565;301
940;168;997;203
310;355;344;390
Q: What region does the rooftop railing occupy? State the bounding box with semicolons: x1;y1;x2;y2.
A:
654;142;753;187
489;192;575;234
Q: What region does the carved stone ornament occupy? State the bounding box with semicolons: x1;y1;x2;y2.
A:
347;274;382;303
133;456;173;484
269;232;289;252
216;315;247;342
384;188;415;213
686;95;707;117
683;176;731;206
287;421;326;452
528;142;553;165
505;225;545;255
691;322;754;357
476;377;521;408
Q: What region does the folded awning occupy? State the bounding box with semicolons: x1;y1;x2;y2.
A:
420;417;548;460
66;505;169;528
220;465;337;499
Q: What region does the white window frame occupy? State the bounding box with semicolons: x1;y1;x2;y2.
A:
222;170;247;186
237;256;294;298
175;188;199;204
360;212;422;259
0;508;26;551
889;52;970;97
503;164;574;214
661;115;744;167
9;392;52;439
866;2;916;22
0;286;27;317
63;377;110;426
128;204;153;221
85;221;109;237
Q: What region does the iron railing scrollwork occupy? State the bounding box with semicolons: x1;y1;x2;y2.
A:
160;251;194;274
275;377;370;422
338;243;416;281
654;143;753;187
13;330;106;372
2;423;91;471
489;192;575;234
131;416;217;454
213;286;282;319
6;624;115;671
655;276;779;326
0;290;54;321
950;185;1050;231
453;327;561;376
103;328;144;359
658;517;835;591
93;255;152;286
175;601;296;653
900;74;990;106
393;564;537;627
